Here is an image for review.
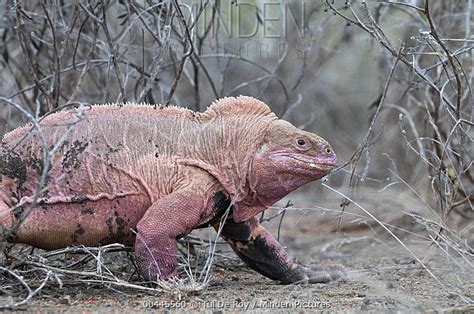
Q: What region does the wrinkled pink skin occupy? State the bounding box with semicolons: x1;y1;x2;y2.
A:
0;97;340;284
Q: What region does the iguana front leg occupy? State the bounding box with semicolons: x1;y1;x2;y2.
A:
216;216;343;284
134;182;219;281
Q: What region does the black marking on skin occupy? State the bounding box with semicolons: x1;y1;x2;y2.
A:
41;189;50;199
70;223;85;243
0;150;27;188
105;217;113;237
109;143;122;153
62;140;88;169
213;191;232;213
220;219;252;241
100;213;128;245
81;207;94;215
218;220;305;282
39;199;48;212
234;235;289;281
18;142;45;176
196;191;233;229
71;195;88;204
27;155;44;177
114;211;127;240
104;142;122;161
0;145;48;196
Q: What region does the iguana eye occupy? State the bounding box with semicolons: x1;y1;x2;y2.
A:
296;139;306;146
295;138;311;151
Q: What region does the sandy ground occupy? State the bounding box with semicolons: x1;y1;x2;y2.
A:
1;188;473;312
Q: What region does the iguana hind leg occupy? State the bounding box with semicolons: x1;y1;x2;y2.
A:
216;216;344;284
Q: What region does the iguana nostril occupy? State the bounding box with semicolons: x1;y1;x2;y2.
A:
326;148;332;154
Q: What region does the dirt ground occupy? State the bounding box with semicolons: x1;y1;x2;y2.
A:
1;188;473;312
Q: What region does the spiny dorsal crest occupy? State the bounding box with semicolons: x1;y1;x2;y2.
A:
199;96;276;122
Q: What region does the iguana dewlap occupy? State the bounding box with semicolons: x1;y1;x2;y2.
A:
0;96;339;284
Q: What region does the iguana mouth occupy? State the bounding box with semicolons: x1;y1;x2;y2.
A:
287;155;336;170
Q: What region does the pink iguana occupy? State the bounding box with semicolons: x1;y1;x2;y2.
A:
0;96;339;284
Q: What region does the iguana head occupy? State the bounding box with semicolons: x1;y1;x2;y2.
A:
234;119;336;222
257;119;336;177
